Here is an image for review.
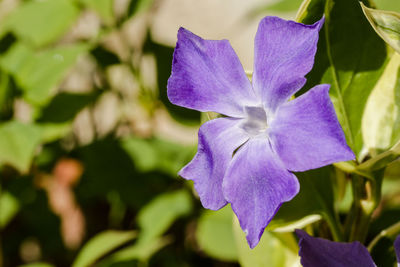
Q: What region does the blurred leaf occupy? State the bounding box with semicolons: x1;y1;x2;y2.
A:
0;43;88;105
38;92;98;123
252;0;303;14
121;136;195;176
80;0;114;23
361;3;400;53
298;0;388;160
98;237;172;265
196;206;238;262
362;52;400;152
137;189;192;242
0;190;20;229
128;0;154;17
233;217;300;267
18;263;55;267
37;123;72;143
374;0;400;12
1;0;79;47
268;167;334;234
0;121;41;172
72;230;137;267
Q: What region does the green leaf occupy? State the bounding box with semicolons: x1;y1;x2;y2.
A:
80;0;114;23
267;167;339;239
97;237;172;265
233;217;300;267
0;43;88;105
121;136;195;176
357;140;400;171
137;189;192;242
361;3;400;53
298;0;388;160
72;230;137;267
0;121;42;172
374;0;400;12
256;0;304;13
37;123;72;143
196;206;238;262
362;52;400;152
1;0;79;47
0;190;20;229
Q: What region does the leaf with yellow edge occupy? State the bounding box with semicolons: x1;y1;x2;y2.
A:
361;3;400;53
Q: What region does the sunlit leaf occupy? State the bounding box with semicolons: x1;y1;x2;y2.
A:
80;0;114;23
361;3;400;53
233;217;300;267
362;52;400;152
0;43;88;105
374;0;400;13
0;190;19;229
298;0;388;160
137;189;192;242
253;0;303;13
97;237;172;266
37;123;72;143
72;230;137;267
0;121;41;172
0;0;79;47
196;206;238;262
121;136;195;176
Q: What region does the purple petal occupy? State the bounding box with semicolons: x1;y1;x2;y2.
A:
394;234;400;265
180;117;248;210
296;229;376;267
222;138;299;248
268;84;355;172
167;28;258;117
252;16;324;111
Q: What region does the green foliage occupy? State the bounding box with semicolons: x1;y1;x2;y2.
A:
0;0;79;47
298;0;388;161
0;43;88;105
0;190;19;229
361;3;400;54
137;189;192;242
121;137;195;176
80;0;114;23
1;0;400;266
0;121;41;172
196;206;238;262
72;230;137;267
233;218;299;267
268;167;338;238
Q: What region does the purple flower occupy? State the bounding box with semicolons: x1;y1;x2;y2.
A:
167;16;355;248
296;229;400;267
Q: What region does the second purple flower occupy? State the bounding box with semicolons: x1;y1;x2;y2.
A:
167;16;355;248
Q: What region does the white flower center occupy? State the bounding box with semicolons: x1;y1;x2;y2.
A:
240;106;269;136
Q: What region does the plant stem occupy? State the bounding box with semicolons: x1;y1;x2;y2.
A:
367;221;400;251
324;212;344;242
348;171;384;243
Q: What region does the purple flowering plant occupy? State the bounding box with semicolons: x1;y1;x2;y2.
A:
167;16;354;248
167;0;400;265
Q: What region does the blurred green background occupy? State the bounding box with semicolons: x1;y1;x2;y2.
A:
0;0;399;266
